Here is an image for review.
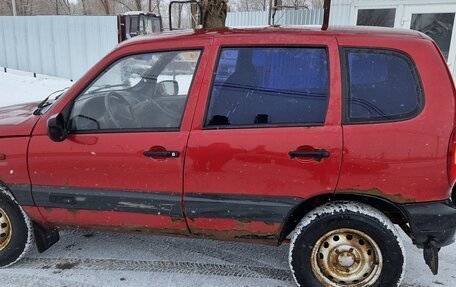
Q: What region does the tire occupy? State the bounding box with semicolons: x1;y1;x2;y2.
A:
0;187;33;267
289;201;405;287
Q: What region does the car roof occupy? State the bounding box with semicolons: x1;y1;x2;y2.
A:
118;25;424;48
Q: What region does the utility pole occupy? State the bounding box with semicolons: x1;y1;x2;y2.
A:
268;0;273;25
11;0;17;16
56;0;59;15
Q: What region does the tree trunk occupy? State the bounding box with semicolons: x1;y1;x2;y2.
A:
81;0;88;15
134;0;142;11
275;0;282;10
155;0;161;15
190;3;199;28
99;0;111;15
201;0;227;29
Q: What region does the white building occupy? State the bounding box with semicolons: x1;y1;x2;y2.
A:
330;0;456;73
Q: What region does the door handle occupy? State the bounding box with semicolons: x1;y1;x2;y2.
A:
289;149;330;162
143;150;180;158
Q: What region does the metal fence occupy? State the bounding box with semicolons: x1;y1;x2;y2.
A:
0;16;118;81
226;4;352;27
226;9;324;27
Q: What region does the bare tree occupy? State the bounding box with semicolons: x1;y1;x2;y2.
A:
98;0;112;14
59;0;72;15
153;0;161;14
113;0;135;11
282;0;323;9
133;0;142;10
81;0;88;15
232;0;266;12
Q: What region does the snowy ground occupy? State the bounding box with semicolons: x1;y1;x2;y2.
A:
0;70;455;286
0;69;73;107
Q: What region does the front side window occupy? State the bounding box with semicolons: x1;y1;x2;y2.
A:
70;50;201;132
342;48;423;123
205;47;329;127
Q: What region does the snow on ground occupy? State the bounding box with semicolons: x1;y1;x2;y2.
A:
0;69;73;107
0;71;455;286
0;230;455;287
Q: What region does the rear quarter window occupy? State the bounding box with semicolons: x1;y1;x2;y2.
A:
342;48;424;124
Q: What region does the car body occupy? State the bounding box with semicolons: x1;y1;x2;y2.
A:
0;26;455;286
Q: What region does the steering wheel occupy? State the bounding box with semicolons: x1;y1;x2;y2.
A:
146;97;182;121
104;91;140;129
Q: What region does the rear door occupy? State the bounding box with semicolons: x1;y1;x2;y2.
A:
183;33;343;242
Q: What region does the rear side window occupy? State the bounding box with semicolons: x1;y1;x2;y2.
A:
205;47;329;127
342;48;424;123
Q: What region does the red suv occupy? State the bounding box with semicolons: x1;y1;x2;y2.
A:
0;26;455;287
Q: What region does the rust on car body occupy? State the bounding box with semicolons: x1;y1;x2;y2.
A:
335;188;416;204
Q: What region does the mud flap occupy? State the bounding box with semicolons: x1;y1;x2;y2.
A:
33;223;60;253
423;241;439;275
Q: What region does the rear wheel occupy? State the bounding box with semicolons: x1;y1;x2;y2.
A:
0;188;33;267
289;201;405;287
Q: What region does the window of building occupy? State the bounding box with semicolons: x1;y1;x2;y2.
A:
411;13;455;60
357;9;396;28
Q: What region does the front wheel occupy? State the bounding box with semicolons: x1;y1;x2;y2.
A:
0;187;34;267
289;201;405;287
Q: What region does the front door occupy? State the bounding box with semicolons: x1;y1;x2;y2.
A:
28;49;204;234
184;34;343;242
403;4;456;73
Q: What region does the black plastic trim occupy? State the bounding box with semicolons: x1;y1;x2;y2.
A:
31;185;303;223
185;193;303;223
33;185;183;217
8;184;34;206
400;200;456;248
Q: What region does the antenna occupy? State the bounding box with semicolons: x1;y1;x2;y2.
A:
322;0;331;31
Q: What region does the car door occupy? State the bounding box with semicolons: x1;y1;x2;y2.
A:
183;33;343;242
28;46;207;235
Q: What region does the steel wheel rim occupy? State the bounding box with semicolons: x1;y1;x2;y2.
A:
0;207;12;251
311;228;383;287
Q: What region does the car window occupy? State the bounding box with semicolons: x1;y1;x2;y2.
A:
205;47;329;127
343;48;424;123
69;50;201;132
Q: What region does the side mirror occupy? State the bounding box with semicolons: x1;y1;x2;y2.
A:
157;80;179;96
48;113;68;142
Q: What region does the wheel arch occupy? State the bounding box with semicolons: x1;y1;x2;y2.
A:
0;182;60;253
279;193;411;244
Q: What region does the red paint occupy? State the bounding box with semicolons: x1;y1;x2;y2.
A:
336;33;455;202
0;27;454;242
21;206;50;227
39;208;188;232
0;103;39;137
0;137;31;185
